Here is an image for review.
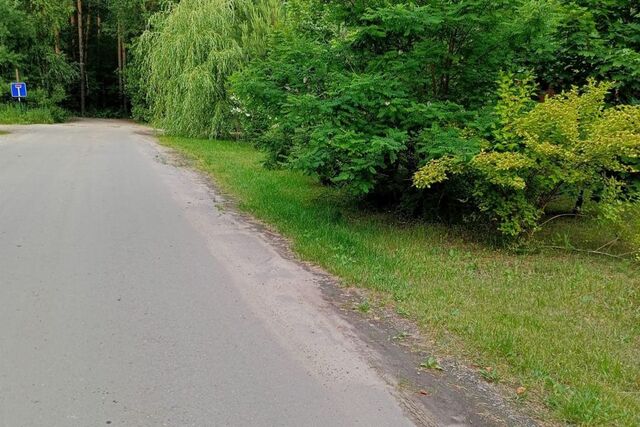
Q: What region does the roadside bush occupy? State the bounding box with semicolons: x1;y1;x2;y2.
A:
0;103;64;124
26;87;70;122
230;0;640;250
414;76;640;242
0;84;70;123
231;0;524;198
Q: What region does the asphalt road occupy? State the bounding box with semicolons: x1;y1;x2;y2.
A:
0;120;414;426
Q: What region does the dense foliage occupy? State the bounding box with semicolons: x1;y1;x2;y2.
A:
0;0;74;114
0;0;170;115
130;0;281;137
414;77;640;237
228;0;639;245
3;1;639;423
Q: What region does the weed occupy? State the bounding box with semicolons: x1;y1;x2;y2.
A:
420;356;443;371
480;367;500;383
356;300;371;313
392;331;410;341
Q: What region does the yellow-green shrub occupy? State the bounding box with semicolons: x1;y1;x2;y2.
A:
414;75;640;243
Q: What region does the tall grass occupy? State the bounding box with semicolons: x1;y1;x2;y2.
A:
133;0;281;138
0;103;67;124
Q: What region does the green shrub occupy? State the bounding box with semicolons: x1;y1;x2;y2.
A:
231;0;519;198
0;83;70;124
0;103;67;124
230;0;640;251
414;76;640;243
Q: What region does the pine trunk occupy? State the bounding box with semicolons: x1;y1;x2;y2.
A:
54;28;61;55
76;0;86;116
117;23;123;109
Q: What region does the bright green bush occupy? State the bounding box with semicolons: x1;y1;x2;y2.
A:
414;77;640;241
0;84;70;124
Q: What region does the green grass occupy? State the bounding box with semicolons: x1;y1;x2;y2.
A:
0;103;67;124
161;136;640;426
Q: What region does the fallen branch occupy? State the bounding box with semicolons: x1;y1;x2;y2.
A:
541;245;636;260
594;237;619;253
537;213;583;229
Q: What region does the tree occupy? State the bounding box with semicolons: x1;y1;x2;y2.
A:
131;0;282;137
76;0;85;115
230;0;530;197
108;0;165;112
27;0;74;54
0;0;34;83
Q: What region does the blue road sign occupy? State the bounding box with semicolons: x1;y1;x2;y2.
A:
10;82;27;98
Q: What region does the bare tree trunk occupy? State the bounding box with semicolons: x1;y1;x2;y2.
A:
70;15;77;61
117;21;128;114
117;22;123;109
122;43;128;114
84;6;90;64
54;28;61;54
122;43;129;114
84;4;91;105
76;0;85;116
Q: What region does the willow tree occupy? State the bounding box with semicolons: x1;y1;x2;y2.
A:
133;0;282;138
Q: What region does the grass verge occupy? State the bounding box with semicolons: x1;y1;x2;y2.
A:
161;136;639;426
0;103;68;124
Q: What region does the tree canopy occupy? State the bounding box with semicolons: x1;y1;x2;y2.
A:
0;0;172;113
131;0;281;137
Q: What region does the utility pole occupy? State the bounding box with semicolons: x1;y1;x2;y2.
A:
77;0;86;116
15;68;19;82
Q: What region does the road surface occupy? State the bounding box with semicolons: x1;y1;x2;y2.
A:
0;120;415;426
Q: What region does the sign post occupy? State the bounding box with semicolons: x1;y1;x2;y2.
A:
10;82;27;102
